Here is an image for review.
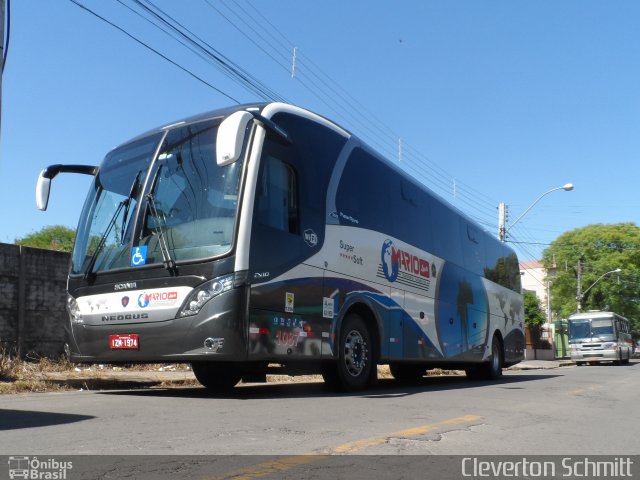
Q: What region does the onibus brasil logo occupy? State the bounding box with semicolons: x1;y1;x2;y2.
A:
381;239;434;283
8;456;73;479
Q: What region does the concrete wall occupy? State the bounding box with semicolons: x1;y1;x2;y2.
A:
0;243;69;358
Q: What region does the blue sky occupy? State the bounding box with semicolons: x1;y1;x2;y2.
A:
1;0;639;261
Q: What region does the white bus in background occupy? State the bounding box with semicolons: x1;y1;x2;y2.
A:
569;311;633;365
36;102;525;392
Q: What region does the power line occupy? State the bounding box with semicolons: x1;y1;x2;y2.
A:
132;0;285;102
69;0;240;103
218;0;501;218
508;240;640;251
72;0;524;237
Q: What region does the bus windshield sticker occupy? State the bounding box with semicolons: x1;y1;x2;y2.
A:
323;297;335;319
285;292;294;313
130;246;148;267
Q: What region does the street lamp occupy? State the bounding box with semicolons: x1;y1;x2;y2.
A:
499;183;574;241
576;268;622;312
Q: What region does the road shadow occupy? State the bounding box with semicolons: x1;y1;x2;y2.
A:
97;370;561;400
0;409;95;431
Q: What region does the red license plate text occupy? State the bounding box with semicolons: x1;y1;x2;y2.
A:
109;334;139;350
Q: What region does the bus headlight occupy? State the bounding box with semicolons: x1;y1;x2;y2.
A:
178;274;235;318
67;295;83;323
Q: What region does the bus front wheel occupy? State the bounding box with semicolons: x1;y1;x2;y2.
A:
322;313;374;392
191;362;242;392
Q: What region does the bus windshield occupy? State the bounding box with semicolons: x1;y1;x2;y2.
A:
139;121;243;265
72;133;162;275
569;317;615;342
71;119;244;275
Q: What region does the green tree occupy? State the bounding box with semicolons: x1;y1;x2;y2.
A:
523;290;546;327
542;223;640;336
15;225;76;252
523;290;548;350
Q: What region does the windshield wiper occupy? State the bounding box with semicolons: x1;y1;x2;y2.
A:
120;171;143;243
146;192;177;273
84;173;143;279
83;199;128;279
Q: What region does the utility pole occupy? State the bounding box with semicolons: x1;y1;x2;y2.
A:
498;202;507;241
576;258;582;312
291;47;297;79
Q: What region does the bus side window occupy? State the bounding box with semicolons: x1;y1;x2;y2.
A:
257;155;299;234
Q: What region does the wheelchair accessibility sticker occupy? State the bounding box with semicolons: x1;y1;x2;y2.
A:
131;246;148;267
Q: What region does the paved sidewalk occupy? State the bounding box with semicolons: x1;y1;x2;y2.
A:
508;359;574;370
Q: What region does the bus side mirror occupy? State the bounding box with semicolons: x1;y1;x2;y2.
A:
216;111;253;166
35;164;98;211
36;170;52;211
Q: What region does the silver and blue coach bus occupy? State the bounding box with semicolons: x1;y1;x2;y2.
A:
36;102;524;392
569;311;633;365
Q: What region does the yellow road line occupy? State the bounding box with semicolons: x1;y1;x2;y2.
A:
332;414;482;453
208;414;482;479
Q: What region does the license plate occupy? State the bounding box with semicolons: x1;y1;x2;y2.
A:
109;334;139;350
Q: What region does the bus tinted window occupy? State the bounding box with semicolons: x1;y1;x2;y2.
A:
430;199;463;267
463;222;485;276
335;148;391;233
256;156;298;234
394;177;433;252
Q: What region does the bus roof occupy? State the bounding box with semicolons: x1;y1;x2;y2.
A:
569;311;623;320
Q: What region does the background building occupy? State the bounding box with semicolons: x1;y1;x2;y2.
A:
520;260;548;311
519;260;557;359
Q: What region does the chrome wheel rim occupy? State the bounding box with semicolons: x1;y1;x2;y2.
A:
344;329;368;377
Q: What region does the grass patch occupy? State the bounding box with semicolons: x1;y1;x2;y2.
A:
0;345;21;382
0;380;69;395
0;346;196;394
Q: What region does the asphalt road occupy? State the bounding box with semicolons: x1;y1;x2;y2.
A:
1;361;639;478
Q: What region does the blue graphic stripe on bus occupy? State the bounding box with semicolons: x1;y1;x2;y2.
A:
436;262;489;358
346;290;442;359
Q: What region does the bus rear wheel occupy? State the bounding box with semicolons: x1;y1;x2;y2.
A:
191;362;242;392
466;334;503;380
322;313;374;392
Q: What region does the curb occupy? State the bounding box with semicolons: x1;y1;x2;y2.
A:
37;370;198;390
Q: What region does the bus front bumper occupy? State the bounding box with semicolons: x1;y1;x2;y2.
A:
65;287;248;363
570;349;618;363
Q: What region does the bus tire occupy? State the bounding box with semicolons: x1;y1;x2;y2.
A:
322;313;373;392
390;363;426;383
467;334;503;380
191;362;242;392
575;361;585;366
